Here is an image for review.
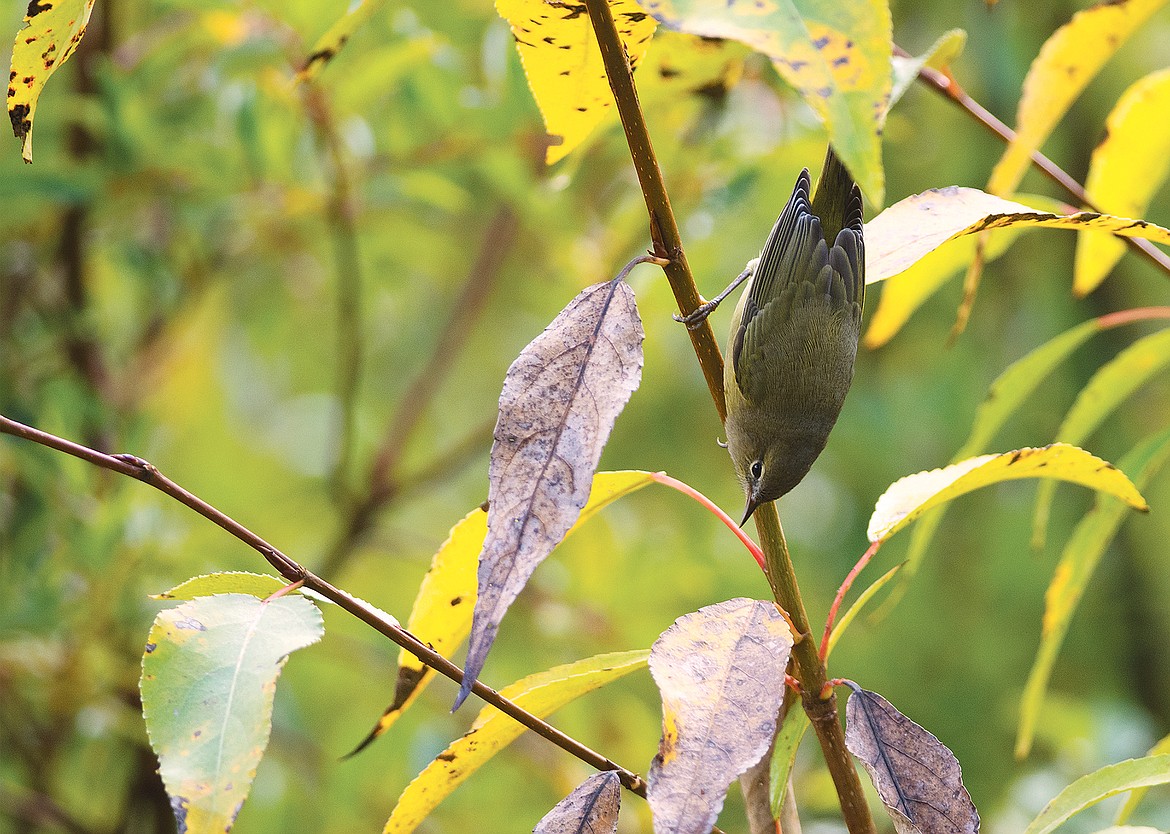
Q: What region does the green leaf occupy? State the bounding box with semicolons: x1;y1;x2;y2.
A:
1116;733;1170;824
1033;327;1170;549
904;317;1099;575
296;0;390;82
769;707;811;818
643;0;892;204
825;562;903;660
886;29;965;122
140;594;324;834
151;572;290;601
1022;755;1170;834
1017;427;1170;758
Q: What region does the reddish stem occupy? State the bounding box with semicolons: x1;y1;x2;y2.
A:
651;472;766;571
1095;306;1170;330
820;541;882;663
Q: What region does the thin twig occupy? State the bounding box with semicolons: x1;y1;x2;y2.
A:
583;2;875;831
0;413;650;797
320;206;520;576
302;85;365;503
905;49;1170;280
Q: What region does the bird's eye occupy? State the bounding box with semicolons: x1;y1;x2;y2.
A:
750;460;763;479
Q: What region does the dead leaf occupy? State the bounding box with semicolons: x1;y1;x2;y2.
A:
844;683;980;834
534;771;621;834
647;599;793;834
455;277;644;709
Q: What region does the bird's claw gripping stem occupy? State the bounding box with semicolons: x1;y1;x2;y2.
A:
673;299;720;330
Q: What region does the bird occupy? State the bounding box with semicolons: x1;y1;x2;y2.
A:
681;146;865;525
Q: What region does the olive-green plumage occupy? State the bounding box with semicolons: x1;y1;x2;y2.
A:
725;146;865;524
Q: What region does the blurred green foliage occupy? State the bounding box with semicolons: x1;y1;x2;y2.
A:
2;0;1169;832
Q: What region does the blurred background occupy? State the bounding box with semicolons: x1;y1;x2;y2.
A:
1;0;1169;831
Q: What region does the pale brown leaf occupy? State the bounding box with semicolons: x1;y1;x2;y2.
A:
647;599;794;834
534;771;621;834
844;683;980;834
456;277;644;708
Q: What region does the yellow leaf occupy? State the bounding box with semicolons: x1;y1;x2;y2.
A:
867;444;1147;544
382;650;648;834
295;0;388;83
1075;68;1170;296
987;0;1168;196
7;0;97;163
863;194;1066;347
347;471;655;755
644;0;892;204
864;187;1170;285
496;0;657;165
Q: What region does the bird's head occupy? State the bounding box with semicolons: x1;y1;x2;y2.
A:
726;415;825;526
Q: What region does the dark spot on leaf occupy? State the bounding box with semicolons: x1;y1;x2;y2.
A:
302;47;336;68
174;616;206;631
1009;450;1024;464
543;36;555;44
25;37;36;44
10;103;31;138
145;642;157;653
26;0;52;16
22;77;33;85
833;56;849;67
437;752;457;762
551;2;587;20
450;596;463;606
813;36;830;49
576;106;587;112
193;729;202;738
659;66;680;79
623;11;648;21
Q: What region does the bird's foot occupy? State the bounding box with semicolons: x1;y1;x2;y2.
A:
673;299;720;330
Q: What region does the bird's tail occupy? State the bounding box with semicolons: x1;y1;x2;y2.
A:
810;144;861;245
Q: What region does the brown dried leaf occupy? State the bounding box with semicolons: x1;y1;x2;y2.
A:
647;599;794;834
534;771;621;834
844;684;980;834
455;277;644;708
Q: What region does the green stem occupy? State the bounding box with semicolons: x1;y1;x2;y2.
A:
582;1;874;831
582;0;726;420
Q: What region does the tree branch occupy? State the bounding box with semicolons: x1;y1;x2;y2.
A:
0;413;651;798
904;48;1170;280
302;85;366;504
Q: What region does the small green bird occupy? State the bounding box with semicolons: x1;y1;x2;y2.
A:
683;146;864;524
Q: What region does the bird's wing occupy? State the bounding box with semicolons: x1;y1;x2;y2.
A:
730;169;864;401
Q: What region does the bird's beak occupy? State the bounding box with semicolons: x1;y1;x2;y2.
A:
739;495;762;527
